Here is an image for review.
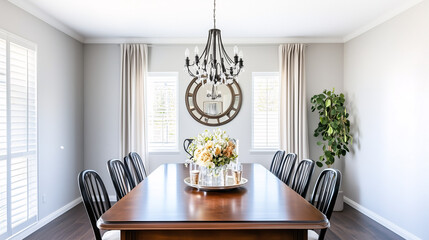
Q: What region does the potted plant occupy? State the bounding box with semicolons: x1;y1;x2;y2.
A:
311;89;352;168
311;89;352;211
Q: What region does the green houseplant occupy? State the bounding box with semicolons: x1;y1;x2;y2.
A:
311;89;352;168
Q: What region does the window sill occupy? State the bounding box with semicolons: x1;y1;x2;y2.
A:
249;149;278;154
148;150;180;155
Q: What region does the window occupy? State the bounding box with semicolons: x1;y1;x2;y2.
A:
0;30;38;239
252;72;280;150
146;73;178;152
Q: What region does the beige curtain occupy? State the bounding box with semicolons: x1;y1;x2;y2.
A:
120;44;148;168
279;44;309;160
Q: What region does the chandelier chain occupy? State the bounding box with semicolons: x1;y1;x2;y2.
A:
213;0;216;28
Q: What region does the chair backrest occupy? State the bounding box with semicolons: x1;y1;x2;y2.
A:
124;152;147;186
289;159;315;198
183;138;194;158
78;170;111;240
278;153;297;185
107;159;135;200
269;150;285;177
310;168;342;240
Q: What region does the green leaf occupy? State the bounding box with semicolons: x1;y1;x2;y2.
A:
320;117;328;125
325;98;331;107
317;141;323;146
327;126;333;135
344;145;350;152
316;161;323;168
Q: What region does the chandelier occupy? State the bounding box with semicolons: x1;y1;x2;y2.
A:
184;0;244;85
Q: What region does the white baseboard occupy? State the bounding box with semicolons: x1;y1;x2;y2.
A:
8;197;82;240
344;196;421;240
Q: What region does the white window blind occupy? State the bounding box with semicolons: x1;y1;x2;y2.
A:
147;73;178;151
252;72;280;150
0;31;37;240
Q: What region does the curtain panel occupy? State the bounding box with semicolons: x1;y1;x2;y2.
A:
120;44;148;169
279;44;309;161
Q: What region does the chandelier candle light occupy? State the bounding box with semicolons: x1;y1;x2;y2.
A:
184;0;244;86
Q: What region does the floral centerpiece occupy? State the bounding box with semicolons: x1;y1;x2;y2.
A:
188;129;238;169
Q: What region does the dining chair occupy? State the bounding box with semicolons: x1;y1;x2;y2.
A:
78;170;120;240
107;159;135;200
183;138;194;158
269;150;286;177
289;159;315;198
278;153;297;185
308;168;342;240
124;152;147;186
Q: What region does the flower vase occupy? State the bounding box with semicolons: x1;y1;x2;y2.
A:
199;166;227;186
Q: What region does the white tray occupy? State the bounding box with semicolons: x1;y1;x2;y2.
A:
184;177;248;191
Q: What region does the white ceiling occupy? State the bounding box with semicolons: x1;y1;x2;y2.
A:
9;0;423;43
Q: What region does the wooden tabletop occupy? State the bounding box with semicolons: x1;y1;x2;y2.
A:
98;163;328;230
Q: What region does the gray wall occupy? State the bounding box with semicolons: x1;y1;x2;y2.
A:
83;43;344;195
306;44;344;192
83;44;120;194
0;1;84;219
343;1;429;238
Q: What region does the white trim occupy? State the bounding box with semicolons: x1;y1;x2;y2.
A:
84;37;344;45
344;196;421;240
7;0;424;44
343;0;423;42
7;0;84;42
0;29;37;51
7;197;81;240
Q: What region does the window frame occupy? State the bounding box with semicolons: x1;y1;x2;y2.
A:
146;72;179;153
251;72;281;152
0;29;38;240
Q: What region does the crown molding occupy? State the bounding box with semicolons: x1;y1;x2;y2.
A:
8;0;85;42
343;0;423;42
8;0;423;45
83;37;344;44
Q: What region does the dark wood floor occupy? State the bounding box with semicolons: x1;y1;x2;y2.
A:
25;203;403;240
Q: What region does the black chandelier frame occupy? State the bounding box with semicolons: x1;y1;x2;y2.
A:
184;0;244;85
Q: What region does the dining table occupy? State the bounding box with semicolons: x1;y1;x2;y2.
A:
97;163;329;240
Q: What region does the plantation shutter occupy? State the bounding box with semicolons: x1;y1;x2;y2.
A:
0;35;7;238
146;73;178;151
0;31;38;239
252;73;280;150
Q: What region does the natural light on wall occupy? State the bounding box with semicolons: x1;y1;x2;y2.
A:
146;73;178;152
0;30;38;239
252;72;280;150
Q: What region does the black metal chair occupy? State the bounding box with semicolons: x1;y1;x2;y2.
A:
78;170;119;240
308;168;342;240
278;153;297;185
269;150;285;177
124;152;147;186
107;159;135;200
183;138;194;158
289;159;315;198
